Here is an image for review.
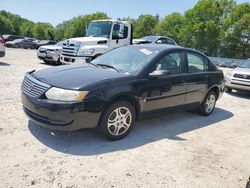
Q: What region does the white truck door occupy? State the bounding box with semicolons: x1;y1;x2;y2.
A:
110;23;130;49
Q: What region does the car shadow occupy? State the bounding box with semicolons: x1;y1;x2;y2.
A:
228;90;250;99
0;62;10;66
28;107;233;156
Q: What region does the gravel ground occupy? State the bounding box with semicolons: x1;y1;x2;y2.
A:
0;48;250;188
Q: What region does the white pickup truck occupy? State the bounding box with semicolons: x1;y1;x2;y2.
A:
60;20;133;64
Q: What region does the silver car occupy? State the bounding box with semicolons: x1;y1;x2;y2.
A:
37;41;63;65
0;36;5;57
225;61;250;92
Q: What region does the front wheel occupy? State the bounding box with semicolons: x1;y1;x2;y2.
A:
197;91;217;116
99;101;136;140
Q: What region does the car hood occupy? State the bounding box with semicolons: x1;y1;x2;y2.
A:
69;37;108;45
34;64;130;90
39;45;62;50
232;68;250;74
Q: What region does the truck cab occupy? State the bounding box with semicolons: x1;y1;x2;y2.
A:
60;20;133;64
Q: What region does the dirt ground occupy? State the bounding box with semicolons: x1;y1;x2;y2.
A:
0;48;250;188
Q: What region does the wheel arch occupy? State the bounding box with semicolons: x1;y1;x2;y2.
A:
207;85;220;100
99;93;141;124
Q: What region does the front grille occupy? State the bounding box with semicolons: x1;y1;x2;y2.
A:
234;73;250;80
22;74;50;98
62;40;80;56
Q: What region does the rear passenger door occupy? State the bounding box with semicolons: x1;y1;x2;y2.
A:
184;51;209;104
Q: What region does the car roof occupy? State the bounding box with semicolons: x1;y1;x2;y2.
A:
129;44;208;57
130;44;182;51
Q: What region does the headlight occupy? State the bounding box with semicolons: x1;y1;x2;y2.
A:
45;87;88;102
79;49;95;56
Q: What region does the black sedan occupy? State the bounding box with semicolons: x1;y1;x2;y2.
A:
21;45;225;140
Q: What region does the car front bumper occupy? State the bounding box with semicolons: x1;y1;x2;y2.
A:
60;55;91;64
225;75;250;91
21;92;101;131
37;50;59;62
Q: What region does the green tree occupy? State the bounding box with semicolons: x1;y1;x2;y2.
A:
220;3;250;58
155;13;185;44
61;12;109;39
133;14;159;38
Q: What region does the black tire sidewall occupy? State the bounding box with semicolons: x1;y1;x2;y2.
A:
99;101;136;140
198;91;217;116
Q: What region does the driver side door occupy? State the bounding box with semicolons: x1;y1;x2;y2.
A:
145;51;188;111
110;23;129;49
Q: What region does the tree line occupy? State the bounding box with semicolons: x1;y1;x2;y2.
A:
0;0;249;58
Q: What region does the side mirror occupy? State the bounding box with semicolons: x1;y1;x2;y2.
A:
149;70;171;78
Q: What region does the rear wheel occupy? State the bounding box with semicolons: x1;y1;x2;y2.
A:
197;91;217;116
99;101;136;140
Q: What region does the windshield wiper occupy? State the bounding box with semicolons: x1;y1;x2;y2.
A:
87;62;99;67
96;64;120;73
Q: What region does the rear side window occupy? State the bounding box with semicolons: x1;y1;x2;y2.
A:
187;53;208;73
167;39;175;45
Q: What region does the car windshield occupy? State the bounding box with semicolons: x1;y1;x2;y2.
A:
141;36;159;42
239;61;250;68
86;21;112;38
92;46;158;75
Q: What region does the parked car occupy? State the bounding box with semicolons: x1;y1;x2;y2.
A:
35;40;56;49
0;36;5;57
19;38;37;49
5;39;24;48
37;41;64;65
133;36;178;45
21;45;224;140
225;61;250;93
2;35;24;42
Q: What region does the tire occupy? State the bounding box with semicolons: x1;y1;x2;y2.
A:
43;60;50;64
197;90;217;116
225;86;232;93
55;59;62;65
99;101;136;140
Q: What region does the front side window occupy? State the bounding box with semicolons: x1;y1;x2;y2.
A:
112;24;128;39
112;24;120;39
156;38;167;44
154;52;184;74
187;53;208;73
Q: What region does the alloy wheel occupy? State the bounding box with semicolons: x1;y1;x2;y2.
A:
107;107;132;136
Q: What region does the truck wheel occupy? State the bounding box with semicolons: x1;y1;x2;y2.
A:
225;86;232;93
197;91;217;116
99;101;136;140
43;60;50;64
56;59;62;65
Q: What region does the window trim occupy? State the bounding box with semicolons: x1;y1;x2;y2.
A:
185;51;210;73
149;50;186;75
